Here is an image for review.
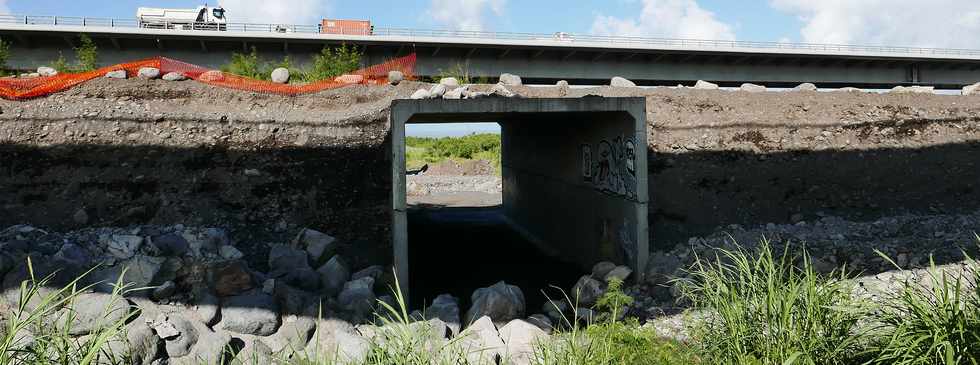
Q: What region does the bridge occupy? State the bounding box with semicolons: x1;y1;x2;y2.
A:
2;14;980;89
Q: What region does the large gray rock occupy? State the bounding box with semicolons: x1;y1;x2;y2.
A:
459;316;505;364
317;255;351;296
162;72;187;81
92;255;165;295
351;265;384;282
410;88;432;99
102;320;160;365
137;67;161;79
271;67;290;84
604;266;633;283
37;66;58;77
303;319;369;364
891;85;934;94
490;84;516;98
163;316;198;358
439;77;460;87
104;70;127;79
591;261;616;279
233;335;275;364
794;82;818;91
388;70;404;85
338;277;376;320
219;294;281;336
263;315;315;354
209;260;253;297
103;234;143;260
169;318;233;365
465;281;525;325
499;319;548;365
740;83;766;93
443;86;467;99
610;76;636;87
268;245;310;277
429;83;448;97
571;275;604;306
693;80;719;90
150;233;190;256
426;293;461;334
962;82;980;96
499;73;522;86
180;228;228;258
294;228;338;264
55;292;134;336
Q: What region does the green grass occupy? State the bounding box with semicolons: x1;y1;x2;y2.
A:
406;134;501;174
221;45;362;83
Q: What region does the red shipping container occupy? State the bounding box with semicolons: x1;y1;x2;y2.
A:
320;19;373;35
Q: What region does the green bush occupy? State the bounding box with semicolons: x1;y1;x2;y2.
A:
221;46;265;80
303;44;362;82
678;239;868;365
75;34;98;72
863;248;980;364
0;38;10;75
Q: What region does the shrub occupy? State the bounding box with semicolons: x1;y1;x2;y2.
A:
0;38;10;75
863;246;980;364
51;52;71;73
303;44;362;82
677;239;868;365
435;62;489;85
75;34;98;72
221;46;265;80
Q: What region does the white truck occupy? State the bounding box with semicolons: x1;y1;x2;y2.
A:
137;5;228;31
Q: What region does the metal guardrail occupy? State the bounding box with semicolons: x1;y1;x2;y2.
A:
2;14;980;57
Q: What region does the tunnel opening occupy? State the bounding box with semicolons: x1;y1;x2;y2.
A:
391;98;649;313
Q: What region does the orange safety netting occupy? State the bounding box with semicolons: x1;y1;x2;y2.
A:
0;53;416;100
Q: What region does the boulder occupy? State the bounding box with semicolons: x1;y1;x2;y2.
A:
219;294;281;336
168;318;233;365
556;80;570;97
644;251;682;286
37;67;58;77
526;314;553;333
891;85;934;94
571;275;604;306
270;67;290;84
181;228;228;258
285;267;321;292
268;245;310;277
55;292;134;336
209;261;253;297
218;245;244;260
103;320;160;365
610;76;636;87
388;70;404;85
317;255;351;296
794;82;818;91
162;72;188;81
53;243;92;266
465;281;525;325
439;77;460;87
338;277;376;320
740;83;766;93
443;86;467;99
263;315;315;354
163;315;199;358
294;228;338;264
233;336;274;364
103;234;143;260
499;73;523;86
104;70;127;79
542;299;568;324
92;255;164;295
137;67;161;79
459;316;505;364
962;82;980;96
150;233;190;257
429;83;448;97
490;84;516;98
591;261;617;279
604;266;633;282
426;293;461;334
499;319;548;365
410;88;432;99
693;80;719;90
303;319;369;364
351;265;384;282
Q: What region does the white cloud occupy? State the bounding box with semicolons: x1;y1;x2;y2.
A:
771;0;980;48
218;0;329;25
591;0;735;40
427;0;506;31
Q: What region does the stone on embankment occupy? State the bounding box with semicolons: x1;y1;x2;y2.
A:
37;67;58;77
268;245;310;277
411;88;432;99
162;72;187;81
443;86;467;99
294;228;338;264
104;70;127;79
429;83;448;97
465;281;525;325
426;293;461;333
55;292;134;336
571;275;604;306
103;234;143;259
318;255;351;296
890;85;934;94
693;80;719;90
604;265;633;282
138;67;161;79
388;70;404;85
962;82;980;95
219;293;281;336
499;73;523;86
459;316;505;364
439;77;460;87
740;83;766;92
591;261;617;279
271;67;290;84
499;319;549;365
611;76;636;87
794;82;818;91
490;83;517;98
338;277;376;320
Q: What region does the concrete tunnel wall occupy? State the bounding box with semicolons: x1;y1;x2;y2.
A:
390;98;648;301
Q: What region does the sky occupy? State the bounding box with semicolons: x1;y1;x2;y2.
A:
5;0;980;136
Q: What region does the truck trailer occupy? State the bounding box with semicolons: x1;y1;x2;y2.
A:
137;5;228;31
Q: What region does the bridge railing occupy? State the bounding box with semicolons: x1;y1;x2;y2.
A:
2;14;980;57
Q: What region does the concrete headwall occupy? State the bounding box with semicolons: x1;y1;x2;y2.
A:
501;111;647;270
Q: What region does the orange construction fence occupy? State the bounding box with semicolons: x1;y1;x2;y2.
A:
0;53;416;100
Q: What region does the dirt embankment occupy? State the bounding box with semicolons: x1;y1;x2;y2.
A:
2;80;979;260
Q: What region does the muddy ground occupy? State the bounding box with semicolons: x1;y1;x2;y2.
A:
1;79;979;267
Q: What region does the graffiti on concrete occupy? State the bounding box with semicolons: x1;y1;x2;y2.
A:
581;135;637;199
